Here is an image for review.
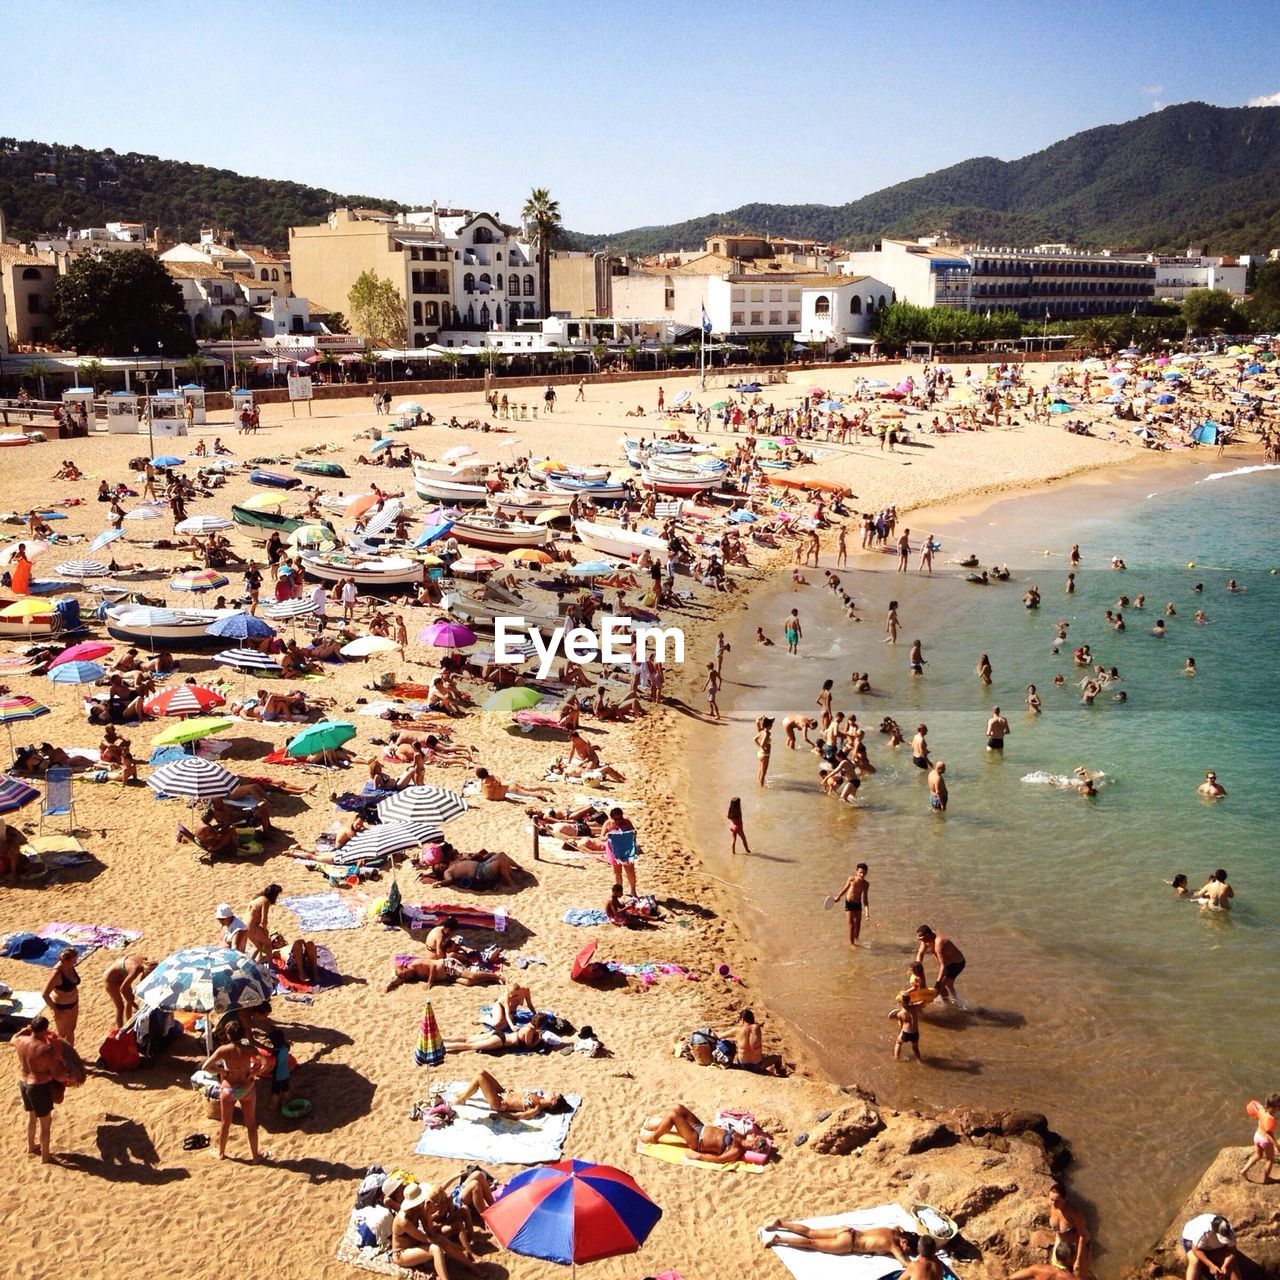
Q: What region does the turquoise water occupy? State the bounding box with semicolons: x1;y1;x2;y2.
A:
692;460;1280;1274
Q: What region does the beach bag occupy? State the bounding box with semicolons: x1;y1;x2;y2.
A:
354;1206;393;1250
355;1164;388;1210
380;874;403;926
688;1030;714;1067
98;1027;142;1073
713;1038;737;1066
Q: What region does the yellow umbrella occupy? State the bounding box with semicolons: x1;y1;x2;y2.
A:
287;525;337;550
411;551;443;566
509;548;553;565
240;492;290;511
0;598;55;618
151;716;234;746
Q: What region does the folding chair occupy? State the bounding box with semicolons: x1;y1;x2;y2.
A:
40;767;77;834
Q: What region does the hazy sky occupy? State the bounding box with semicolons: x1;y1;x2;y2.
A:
3;0;1278;233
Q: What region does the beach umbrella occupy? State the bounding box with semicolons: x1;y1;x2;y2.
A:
414;1000;445;1067
170;569;229;593
135;947;273;1017
442;445;478;461
207;613;277;642
363;502;405;538
377;785;468;826
1047;402;1073;414
0;696;50;754
672;389;691;406
286;720;356;759
369;437;396;455
54;559;109;579
1191;422;1221;445
419;620;477;649
240;492;290;511
1102;393;1124;404
286;525;337;550
564;561;614;578
0;540;49;566
123;506;164;522
144;685;226;717
343;493;380;518
89;528;126;554
150;716;233;747
340;635;400;658
395;401;424;414
710;400;731;410
0;774;41;815
48;661;105;685
0;598;54;618
1108;374;1127;387
216;647;283;673
1155;393;1176;405
1163;371;1184;380
452;554;503;576
147;756;237;800
342;819;443;864
414;520;455;547
151;455;185;468
265;598;316;621
1245;363;1263;375
49;641;113;669
175;515;232;535
483;1159;662;1267
509;548;553;566
817;399;845;411
483;686;542;717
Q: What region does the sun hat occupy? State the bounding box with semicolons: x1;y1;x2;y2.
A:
401;1183;430;1210
380;1174;404;1200
214;903;234;920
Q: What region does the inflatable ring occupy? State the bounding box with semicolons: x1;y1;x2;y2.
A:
281;1097;312;1120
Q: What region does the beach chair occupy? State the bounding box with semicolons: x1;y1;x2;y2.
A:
40;767;77;834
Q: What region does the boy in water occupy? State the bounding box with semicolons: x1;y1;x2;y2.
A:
831;863;870;945
890;993;921;1061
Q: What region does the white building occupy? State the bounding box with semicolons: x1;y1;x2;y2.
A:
797;277;887;348
161;229;291;290
842;239;974;309
1151;255;1248;302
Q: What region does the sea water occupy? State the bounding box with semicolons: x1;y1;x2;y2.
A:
691;461;1279;1274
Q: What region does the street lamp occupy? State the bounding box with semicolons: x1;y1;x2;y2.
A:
132;344;140;393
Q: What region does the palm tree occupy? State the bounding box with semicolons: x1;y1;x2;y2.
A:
589;341;608;373
780;339;795;365
521;188;563;319
25;360;51;401
622;341;639;372
231;353;253;388
182;354;209;386
78;357;106;393
658;342;675;371
747;340;768;368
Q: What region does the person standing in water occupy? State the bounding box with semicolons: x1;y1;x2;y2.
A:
884;600;900;644
1198;771;1227;799
726;797;751;855
703;663;722;722
896;529;911;573
927;760;948;813
918;534;934;576
911;724;931;771
783;608;802;655
915;924;965;1002
908;639;925;676
831;862;871;945
1194;868;1234;908
986;706;1010;752
754;716;773;788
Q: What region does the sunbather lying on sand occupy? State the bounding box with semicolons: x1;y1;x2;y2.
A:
385;954;500;992
475;767;554;802
441;1012;550;1054
761;1222;914;1261
453;1070;566;1118
640;1105;770;1163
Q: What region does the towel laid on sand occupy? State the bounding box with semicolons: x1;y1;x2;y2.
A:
563;908;608;926
281;892;363;932
272;945;340;994
2;923;140;966
414;1082;581;1164
636;1131;768;1174
759;1205;955;1280
403;904;508;932
334;1222;415;1278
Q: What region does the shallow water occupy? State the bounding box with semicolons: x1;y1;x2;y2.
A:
689;460;1280;1274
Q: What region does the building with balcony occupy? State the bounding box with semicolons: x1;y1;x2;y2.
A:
0;243;58;348
289;206;541;348
1151;254;1247;302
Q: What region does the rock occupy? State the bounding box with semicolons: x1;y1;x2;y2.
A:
954;1180;1018;1221
794;1133;808;1147
902;1120;959;1156
808;1099;885;1155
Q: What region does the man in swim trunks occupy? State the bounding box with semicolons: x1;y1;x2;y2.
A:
783;715;817;749
1194;868;1234;909
832;862;870;945
927;761;948;813
762;1221;912;1262
916;924;965;1002
199;1020;267;1162
986;706;1010;751
911;724;931;770
15;1015;60;1163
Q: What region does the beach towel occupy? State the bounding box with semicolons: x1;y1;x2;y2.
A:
1;922;140;966
403;903;508;932
272;946;340;995
414;1082;581;1164
636;1131;768;1174
335;1221;417;1279
760;1206;955;1280
21;835;92;868
281;892;363;931
563;908;608;926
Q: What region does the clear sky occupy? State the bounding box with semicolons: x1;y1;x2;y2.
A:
3;0;1278;234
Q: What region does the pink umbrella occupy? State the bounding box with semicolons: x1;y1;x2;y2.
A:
48;640;114;669
451;554;503;576
419;620;477;649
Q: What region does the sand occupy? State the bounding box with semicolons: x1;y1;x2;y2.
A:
0;356;1249;1280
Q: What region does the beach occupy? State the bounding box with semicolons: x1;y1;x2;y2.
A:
1;356;1275;1280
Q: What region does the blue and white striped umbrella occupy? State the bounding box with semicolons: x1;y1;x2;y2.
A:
123;506;165;522
0;774;41;815
55;559;110;578
216;647;283;672
341;820;444;863
147;756;237;799
175;514;233;535
377;785;468;826
265;599;316;620
48;661;105;684
134;947;273;1015
89;528;126;553
115;607;186;627
207;613;277;641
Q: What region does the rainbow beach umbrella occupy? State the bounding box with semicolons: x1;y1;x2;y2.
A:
414;1000;444;1067
0;774;41;815
483;1159;662;1267
171;569;229;593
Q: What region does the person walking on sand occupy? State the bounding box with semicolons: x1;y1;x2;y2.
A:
927;761;947;813
754;716;773;787
915;924;965;1002
200;1020;268;1162
986;706;1010;752
832;862;870;945
727;796;751;855
783;608;802;654
703;663;722;721
575;377;586;402
836;525;848;568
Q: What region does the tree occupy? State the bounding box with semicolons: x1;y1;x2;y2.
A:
658;341;675;370
77;357;105;392
51;250;195;356
438;350;462;381
746;340;768;367
589;341;609;371
622;341;639;371
1244;261;1280;330
182;354;209;385
231;353;253;386
323;310;350;335
1181;289;1237;335
347;271;407;348
521;188;562;319
780;339;795;364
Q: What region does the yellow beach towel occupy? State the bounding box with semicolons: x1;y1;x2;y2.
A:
636;1132;767;1174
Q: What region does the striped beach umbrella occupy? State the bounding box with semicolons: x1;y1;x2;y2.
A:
0;774;41;815
175;515;232;535
48;661;105;685
452;554;503;576
134;947;273;1016
123;506;164;522
55;559;110;579
414;1000;445;1067
342;820;443;864
483;1160;662;1266
89;528;126;553
171;569;229;593
376;785;468;826
207;613;277;641
0;540;50;566
363;501;404;537
0;694;50;724
143;685;227;717
216;648;282;673
48;641;113;669
150;716;233;747
265;598;316;621
286;525;337;550
147;756;237;800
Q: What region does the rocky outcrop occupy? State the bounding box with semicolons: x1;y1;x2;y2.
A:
808;1098;886;1154
1129;1146;1280;1279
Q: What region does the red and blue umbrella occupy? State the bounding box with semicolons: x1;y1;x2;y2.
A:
483;1159;661;1266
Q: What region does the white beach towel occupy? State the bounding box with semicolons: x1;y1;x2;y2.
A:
761;1204;953;1280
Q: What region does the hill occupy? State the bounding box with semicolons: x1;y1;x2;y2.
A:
0;138;407;249
565;102;1280;255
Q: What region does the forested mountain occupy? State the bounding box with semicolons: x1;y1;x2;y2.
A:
565;103;1280;255
0;139;406;248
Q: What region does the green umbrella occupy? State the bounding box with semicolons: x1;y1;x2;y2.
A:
483;687;542;716
711;400;730;410
151;716;234;747
286;720;356;758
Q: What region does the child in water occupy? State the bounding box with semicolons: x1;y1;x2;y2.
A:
889;994;920;1061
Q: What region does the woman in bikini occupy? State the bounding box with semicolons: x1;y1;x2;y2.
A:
453;1070;566;1119
441;1014;548;1054
754;716;773;788
200;1021;267;1162
640;1104;768;1164
103;954;156;1027
43;947;81;1045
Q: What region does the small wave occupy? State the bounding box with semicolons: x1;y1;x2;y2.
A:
1021;770;1109;788
1197;464;1280;484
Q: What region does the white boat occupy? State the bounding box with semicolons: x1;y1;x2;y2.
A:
0;599;64;639
300;553;423;587
416;458;494;485
446;582;562;632
104;605;238;647
639;466;725;496
450;514;552;550
574;519;669;563
486;487;574;521
620;436;698;467
413;462;490;504
529;459;612;484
